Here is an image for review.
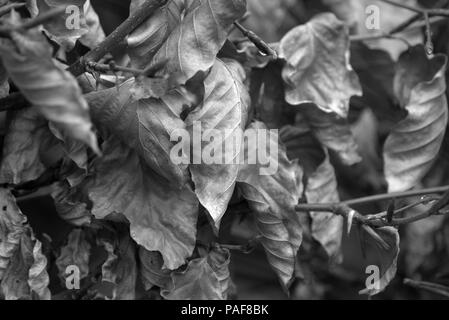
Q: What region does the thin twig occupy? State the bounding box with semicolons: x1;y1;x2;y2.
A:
67;0;168;77
0;7;66;37
380;0;449;17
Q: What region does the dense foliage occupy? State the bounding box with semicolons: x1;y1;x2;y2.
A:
1;0;449;300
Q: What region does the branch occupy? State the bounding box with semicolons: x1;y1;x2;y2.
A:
67;0;168;77
380;0;449;17
233;21;278;59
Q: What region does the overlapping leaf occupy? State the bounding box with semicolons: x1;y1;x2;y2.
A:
127;0;247;83
279;13;362;118
384;46;448;192
185;59;249;225
52;181;92;226
27;0;105;50
0;26;99;154
161;245;231;300
237;121;303;289
86;79;191;186
84;138;199;270
1;233;50;300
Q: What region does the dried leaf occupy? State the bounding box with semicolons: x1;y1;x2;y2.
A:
404;209;444;276
28;240;51;300
0;109;50;184
0;27;100;154
1;227;51;300
52;181;92;226
359;227;400;296
0;59;8;98
139;248;171;290
297;104;361;165
86;79;191;186
384;46;448;192
279;122;325;174
185;59;249;225
305;154;343;262
55;229;91;282
85;138;199;270
161;245;231;300
0;189;28;281
127;0;246;83
97;230;137;300
237;121;303;289
27;0;105;50
279;13;362;118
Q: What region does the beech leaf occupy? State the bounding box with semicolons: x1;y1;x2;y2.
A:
161;245;231;300
0;189;50;300
237;121;303;289
97;230;137;300
384;46;448;192
0;109;50;185
305;154;343;261
127;0;247;83
0;189;28;281
0;28;100;155
84;138;199;270
86;79;191;186
56;229;91;283
359;227;400;296
297;104;361;166
185;59;249;225
279;13;362;118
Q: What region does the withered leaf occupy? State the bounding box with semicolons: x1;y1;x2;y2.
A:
237;121;303;289
185;59;249;225
384;46;448;192
0;26;100;154
127;0;246;83
279;13;362;118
